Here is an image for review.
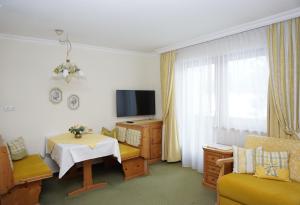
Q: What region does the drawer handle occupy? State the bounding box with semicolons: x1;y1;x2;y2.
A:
209;177;216;181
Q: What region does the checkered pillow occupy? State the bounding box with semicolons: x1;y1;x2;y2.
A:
116;126;126;142
255;149;290;181
126;129;141;147
7;137;28;160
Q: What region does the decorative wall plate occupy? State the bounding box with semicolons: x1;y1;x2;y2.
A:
68;94;80;110
49;88;62;104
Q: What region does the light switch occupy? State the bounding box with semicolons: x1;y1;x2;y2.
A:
1;106;16;112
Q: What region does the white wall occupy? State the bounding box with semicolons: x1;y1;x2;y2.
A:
0;38;161;154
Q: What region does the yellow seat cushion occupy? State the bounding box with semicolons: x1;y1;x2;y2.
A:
119;143;140;161
218;173;300;205
13;154;52;183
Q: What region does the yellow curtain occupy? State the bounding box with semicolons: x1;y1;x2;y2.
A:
160;51;181;162
268;17;300;140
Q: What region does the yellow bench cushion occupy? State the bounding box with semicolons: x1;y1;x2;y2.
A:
119;143;140;161
13;154;52;183
218;173;300;205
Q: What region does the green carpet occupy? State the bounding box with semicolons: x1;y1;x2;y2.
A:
41;162;216;205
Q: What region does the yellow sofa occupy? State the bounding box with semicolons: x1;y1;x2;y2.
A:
217;136;300;205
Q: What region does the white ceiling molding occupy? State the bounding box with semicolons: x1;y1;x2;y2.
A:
155;7;300;53
0;33;158;57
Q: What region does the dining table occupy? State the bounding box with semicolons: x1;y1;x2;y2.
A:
46;133;121;196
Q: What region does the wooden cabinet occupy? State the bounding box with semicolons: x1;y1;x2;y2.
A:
203;146;233;189
116;120;163;164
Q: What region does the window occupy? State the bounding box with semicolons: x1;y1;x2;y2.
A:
219;53;269;131
175;27;268;172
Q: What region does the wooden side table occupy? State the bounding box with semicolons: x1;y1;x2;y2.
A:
203;146;233;189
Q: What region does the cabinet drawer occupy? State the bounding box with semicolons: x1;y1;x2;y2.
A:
207;163;220;175
151;128;162;144
122;158;144;175
151;144;162;159
206;153;221;164
206;174;218;186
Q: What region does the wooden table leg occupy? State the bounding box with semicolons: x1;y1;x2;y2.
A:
68;160;107;196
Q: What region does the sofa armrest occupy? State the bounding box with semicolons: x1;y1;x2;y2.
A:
216;157;233;205
216;157;233;167
216;157;233;178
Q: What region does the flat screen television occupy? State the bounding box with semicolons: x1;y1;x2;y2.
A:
116;90;155;117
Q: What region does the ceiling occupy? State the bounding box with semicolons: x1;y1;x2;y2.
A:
0;0;299;52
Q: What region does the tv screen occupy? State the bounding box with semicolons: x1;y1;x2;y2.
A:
116;90;155;117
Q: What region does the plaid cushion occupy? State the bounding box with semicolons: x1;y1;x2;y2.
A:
125;129;141;147
7;137;28;160
116;126;126;142
255;149;290;181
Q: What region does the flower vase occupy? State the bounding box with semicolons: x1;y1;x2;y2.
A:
75;133;82;139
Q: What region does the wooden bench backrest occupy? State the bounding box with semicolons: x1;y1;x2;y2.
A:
116;123;151;159
0;136;14;195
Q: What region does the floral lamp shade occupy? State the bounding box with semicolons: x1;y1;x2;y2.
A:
52;30;84;83
53;59;83;83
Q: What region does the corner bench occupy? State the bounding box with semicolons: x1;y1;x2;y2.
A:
102;127;149;180
0;137;52;205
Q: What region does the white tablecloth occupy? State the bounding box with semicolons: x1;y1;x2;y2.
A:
46;136;121;178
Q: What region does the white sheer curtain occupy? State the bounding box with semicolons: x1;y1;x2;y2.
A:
175;27;269;172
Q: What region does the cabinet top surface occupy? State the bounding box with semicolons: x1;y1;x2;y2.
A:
117;119;162;126
203;145;233;154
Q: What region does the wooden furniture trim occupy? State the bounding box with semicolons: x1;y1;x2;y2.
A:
15;173;53;185
0;136;14;195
